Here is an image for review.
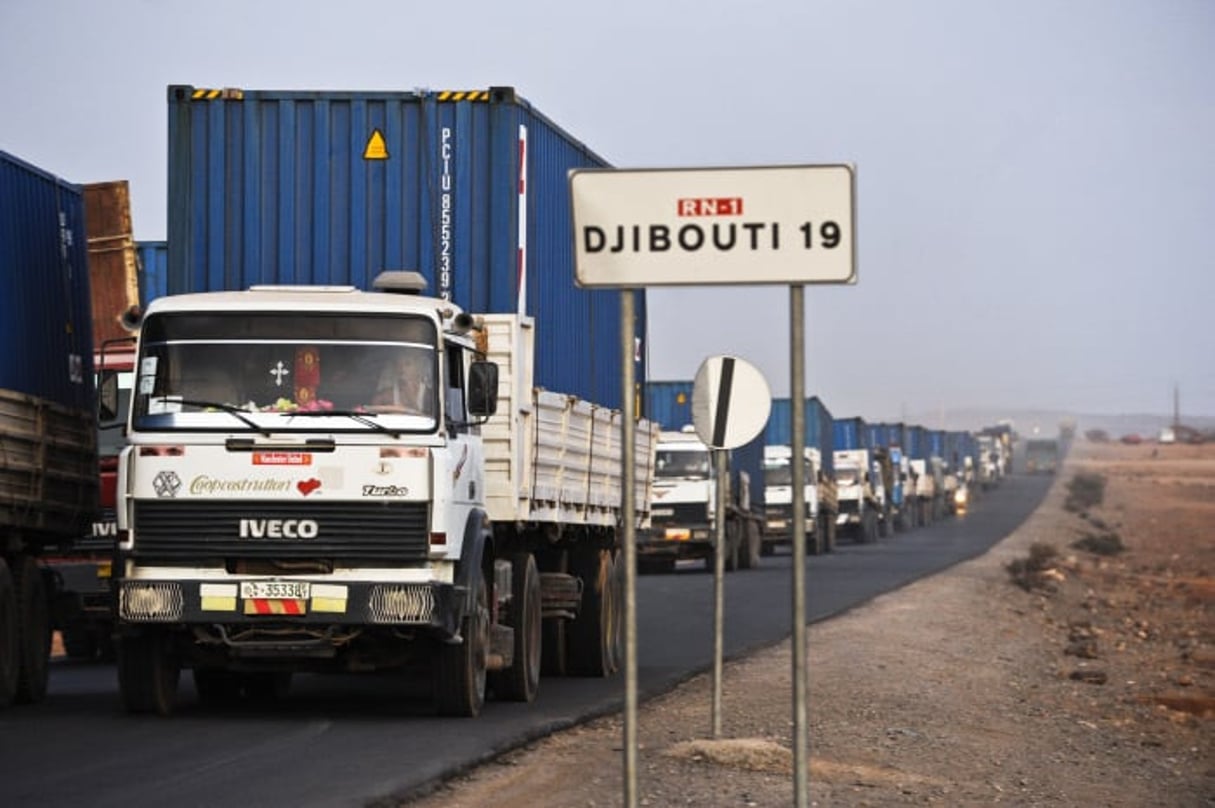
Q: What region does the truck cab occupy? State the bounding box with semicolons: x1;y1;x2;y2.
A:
761;445;821;555
641;428;762;573
833;449;885;542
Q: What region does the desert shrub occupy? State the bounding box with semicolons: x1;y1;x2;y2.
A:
1006;541;1060;591
1072;531;1124;556
1064;472;1106;512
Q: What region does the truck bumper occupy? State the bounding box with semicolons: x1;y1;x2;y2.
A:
115;577;461;638
638;524;714;560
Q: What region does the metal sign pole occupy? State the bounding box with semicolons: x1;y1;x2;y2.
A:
790;284;809;807
712;447;727;738
621;289;639;808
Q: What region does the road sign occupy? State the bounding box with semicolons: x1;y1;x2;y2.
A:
570;164;855;287
691;355;771;450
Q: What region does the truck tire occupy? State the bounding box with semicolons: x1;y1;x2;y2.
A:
436;573;488;716
739;519;761;570
12;556;50;704
0;559;18;708
566;547;619;677
489;552;541;703
118;630;180;715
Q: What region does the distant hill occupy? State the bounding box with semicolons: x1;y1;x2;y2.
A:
894;407;1215;442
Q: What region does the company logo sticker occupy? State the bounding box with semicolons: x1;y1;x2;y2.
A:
362;485;408;497
239;518;320;539
153;471;182;498
297;478;322;496
253;452;313;466
189;476;291;495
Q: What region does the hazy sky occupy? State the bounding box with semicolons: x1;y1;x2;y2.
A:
2;0;1212;421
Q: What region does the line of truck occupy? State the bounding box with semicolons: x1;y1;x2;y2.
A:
4;84;1033;717
636;389;1018;569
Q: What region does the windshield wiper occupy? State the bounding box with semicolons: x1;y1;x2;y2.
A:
286;409;402;438
152;398;273;436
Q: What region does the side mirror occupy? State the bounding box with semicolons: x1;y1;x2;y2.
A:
467;361;499;417
99;370;119;422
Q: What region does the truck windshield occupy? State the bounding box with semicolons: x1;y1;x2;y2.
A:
763;457;814;487
835;465;861;485
131;311;439;433
655;449;711;480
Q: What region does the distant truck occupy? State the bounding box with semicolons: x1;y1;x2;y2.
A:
761;396;838;555
1;151;99;708
832;416;888;542
642;427;764;573
110;276;658;716
1024;438;1061;474
867;422;913;532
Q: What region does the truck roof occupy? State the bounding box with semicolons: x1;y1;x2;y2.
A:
143;285;466;321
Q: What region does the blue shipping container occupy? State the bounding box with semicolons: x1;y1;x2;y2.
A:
764;396;835;476
644;380;764;510
643;380;695;431
137;240;169;307
832;416;869;452
905;425;926;460
167;84;644;410
0;151;95;410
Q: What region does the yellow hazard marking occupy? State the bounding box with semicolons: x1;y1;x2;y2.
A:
191;88;244;101
200;583;238;612
437;90;489;102
201;595;237;612
311;584;348;614
311;597;348;614
363;129;389;160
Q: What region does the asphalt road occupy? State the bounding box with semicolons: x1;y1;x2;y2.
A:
0;470;1052;808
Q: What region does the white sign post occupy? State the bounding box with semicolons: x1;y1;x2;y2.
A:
571;163;855;808
692;356;770;739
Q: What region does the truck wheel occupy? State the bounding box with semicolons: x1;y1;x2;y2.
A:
566;547;617;677
739;520;761;570
0;559;18;707
489;553;541;703
608;549;625;673
538;549;568;676
710;521;740;573
436;574;488;716
118;630;180;715
12;556;51;704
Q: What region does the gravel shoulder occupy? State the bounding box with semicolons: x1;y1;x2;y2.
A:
404;441;1214;807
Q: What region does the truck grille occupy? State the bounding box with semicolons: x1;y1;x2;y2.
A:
132;500;429;563
650;502;708;527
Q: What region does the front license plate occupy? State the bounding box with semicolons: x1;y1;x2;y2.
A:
240;581;312;600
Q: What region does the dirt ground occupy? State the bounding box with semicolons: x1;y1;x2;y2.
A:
404;440;1214;807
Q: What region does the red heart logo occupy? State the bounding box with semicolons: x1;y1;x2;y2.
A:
297;478;322;496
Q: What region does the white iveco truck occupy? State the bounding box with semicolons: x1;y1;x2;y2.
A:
107;273;657;716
